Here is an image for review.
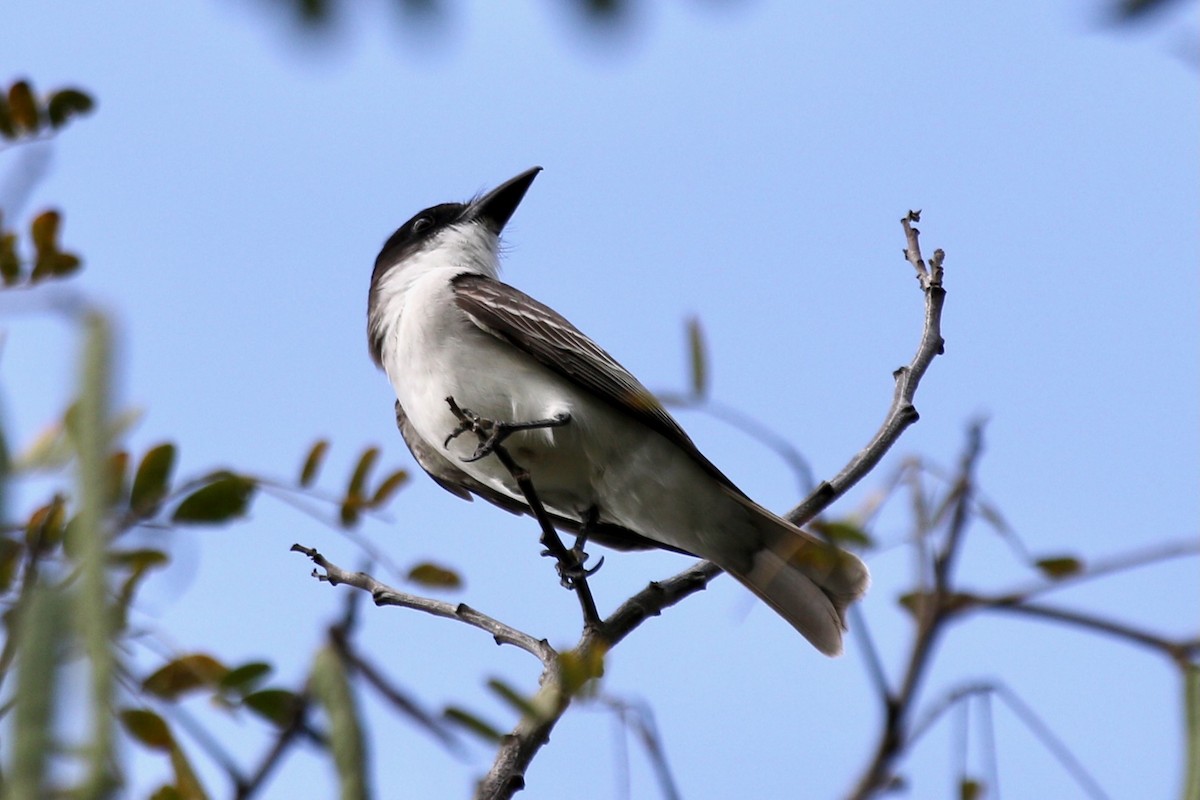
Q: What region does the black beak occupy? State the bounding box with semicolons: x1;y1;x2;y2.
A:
472;166;542;234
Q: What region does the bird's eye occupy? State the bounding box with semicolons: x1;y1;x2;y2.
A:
411;216;432;234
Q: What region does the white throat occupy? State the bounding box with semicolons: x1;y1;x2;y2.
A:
368;221;501;363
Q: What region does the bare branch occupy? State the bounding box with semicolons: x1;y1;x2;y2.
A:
974;598;1200;664
290;545;556;665
846;421;984;800
787;213;946;527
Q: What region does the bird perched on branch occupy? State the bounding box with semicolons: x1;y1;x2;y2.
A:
367;167;869;655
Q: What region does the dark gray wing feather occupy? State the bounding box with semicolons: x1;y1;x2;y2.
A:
393;401;683;553
449;273;742;494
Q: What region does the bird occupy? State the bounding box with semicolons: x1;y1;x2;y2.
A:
367;166;869;655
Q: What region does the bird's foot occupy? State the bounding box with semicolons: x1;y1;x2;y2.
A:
542;543;604;589
443;396;570;463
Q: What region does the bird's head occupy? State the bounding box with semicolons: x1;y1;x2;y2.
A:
367;166;542;366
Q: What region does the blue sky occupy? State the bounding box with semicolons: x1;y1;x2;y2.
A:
4;1;1198;798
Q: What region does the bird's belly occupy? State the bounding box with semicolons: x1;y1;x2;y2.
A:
389;316;600;517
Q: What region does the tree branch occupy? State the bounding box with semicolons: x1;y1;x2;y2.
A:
846;420;984;800
290;545;556;665
787;211;946;527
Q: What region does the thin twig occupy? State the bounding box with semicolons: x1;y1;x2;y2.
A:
787;212;946;527
290;545;556;665
975;598;1200;663
846;420;985;800
234;693;311;800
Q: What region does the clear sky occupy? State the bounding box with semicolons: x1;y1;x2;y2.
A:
4;1;1198;798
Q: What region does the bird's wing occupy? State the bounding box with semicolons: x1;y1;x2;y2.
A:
393;401;684;553
450;273;742;494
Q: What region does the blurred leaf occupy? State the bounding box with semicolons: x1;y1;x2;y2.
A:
310;645;368;800
149;786;183;800
24;494;67;553
106;450;130;506
0;95;14;138
0;537;22;592
119;708;175;751
113;548;170;619
369;468;409;507
443;706;503;743
812;518;874;549
111;548;170;570
167;738;207;800
0;231;19;286
340;446;379;527
960;778;984;800
29;210;82;283
559;645;606;696
29;209;60;254
218;662;273;696
686;316;708;399
1034;555;1084;580
142;654;229;700
172;473;256;525
299;439;329;487
13;421;71;472
1116;0;1188;20
34;250;82;281
243;688;302;727
1185;663;1200;800
131;443;177;516
46;88;95;129
486;678;538;718
7;80;39;133
406;561;462;590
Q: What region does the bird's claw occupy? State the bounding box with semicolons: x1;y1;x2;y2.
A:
443;396;571;463
542;545;604;589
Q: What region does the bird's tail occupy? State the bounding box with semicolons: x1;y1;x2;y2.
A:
723;499;870;656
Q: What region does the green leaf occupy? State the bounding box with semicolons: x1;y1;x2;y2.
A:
959;777;983;800
686;316;709;399
298;439;329;487
114;549;171;629
131;443;177;516
218;662;273;696
310;645;367;800
7;80;40;133
406;561;462;590
369;468;409;507
35;250;82;281
243;688;301;727
46;88;95;129
443;706;503;743
29;209;60;254
106;450;130;506
119;708;174;751
340;446;379;527
167;738;207;799
559;645;606;696
1034;555;1084;580
24;494;67;553
142;654;229;700
172;473;256;525
0;538;22;592
0;231;20;286
0;95;15;138
486;678;538;718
